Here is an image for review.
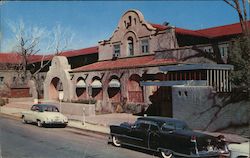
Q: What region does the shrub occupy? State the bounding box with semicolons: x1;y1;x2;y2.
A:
0;98;8;106
71;99;97;104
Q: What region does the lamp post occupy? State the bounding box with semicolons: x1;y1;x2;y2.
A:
58;91;64;112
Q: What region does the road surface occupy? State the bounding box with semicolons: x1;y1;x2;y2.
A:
0;115;157;158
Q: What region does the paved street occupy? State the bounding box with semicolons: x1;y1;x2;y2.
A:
0;115;157;158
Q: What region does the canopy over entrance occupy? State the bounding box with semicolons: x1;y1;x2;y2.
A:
108;79;120;88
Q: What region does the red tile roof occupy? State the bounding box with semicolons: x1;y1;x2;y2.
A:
175;27;207;37
73;55;177;72
151;21;249;38
0;53;22;64
28;46;98;63
150;23;168;31
196;21;250;38
0;46;98;64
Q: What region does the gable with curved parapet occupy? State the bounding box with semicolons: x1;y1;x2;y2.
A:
98;9;178;61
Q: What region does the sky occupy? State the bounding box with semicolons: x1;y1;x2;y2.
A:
1;1;249;54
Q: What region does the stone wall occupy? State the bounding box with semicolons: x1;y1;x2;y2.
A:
172;86;250;135
44;102;95;121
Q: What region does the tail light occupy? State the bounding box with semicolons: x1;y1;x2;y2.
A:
217;135;226;142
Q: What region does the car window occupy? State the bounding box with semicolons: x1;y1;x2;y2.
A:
150;124;159;132
44;106;59;112
162;122;175;131
31;106;36;111
175;122;190;130
162;121;190;131
136;123;149;131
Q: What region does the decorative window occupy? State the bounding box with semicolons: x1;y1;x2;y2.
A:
113;44;120;57
127;37;134;56
219;45;229;57
141;39;149;53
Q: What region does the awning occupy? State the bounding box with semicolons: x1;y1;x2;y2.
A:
76;80;86;88
91;80;102;88
108;79;120;88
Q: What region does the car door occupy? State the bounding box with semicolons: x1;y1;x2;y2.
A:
30;105;40;122
127;121;150;148
148;124;160;150
25;105;36;122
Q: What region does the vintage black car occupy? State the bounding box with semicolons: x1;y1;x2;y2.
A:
109;116;230;158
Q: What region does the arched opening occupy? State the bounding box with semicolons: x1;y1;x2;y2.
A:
128;74;143;103
90;77;103;100
127;37;134;56
76;77;87;100
49;77;63;100
108;76;121;103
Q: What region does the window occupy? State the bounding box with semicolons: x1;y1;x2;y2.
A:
127;37;134;56
113;44;120;57
150;124;159;131
137;123;149;131
162;122;175;131
141;39;149;53
0;77;4;84
219;45;228;57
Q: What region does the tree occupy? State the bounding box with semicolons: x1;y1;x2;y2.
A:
8;20;74;98
228;35;250;98
224;0;249;34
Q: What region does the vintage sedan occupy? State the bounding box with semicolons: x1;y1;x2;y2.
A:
21;104;68;127
109;116;230;158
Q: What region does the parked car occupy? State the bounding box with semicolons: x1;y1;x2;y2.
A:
21;104;68;127
228;141;249;158
109;116;230;158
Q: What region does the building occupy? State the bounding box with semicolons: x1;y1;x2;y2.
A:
43;9;247;115
1;9;249;133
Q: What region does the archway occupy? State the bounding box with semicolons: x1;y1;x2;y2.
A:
128;74;143;103
44;56;73;101
108;76;121;102
76;77;87;100
91;77;103;100
49;77;63;100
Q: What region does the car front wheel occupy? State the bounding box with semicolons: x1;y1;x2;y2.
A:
161;149;174;158
112;135;121;147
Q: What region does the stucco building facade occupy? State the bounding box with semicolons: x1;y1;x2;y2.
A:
43;9;245;116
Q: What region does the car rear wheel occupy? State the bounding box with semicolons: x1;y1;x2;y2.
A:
112;135;121;147
161;149;174;158
37;120;43;127
22;116;27;124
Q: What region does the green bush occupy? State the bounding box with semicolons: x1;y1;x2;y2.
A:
71;99;97;104
0;98;8;106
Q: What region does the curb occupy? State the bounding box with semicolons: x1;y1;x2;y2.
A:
67;125;109;137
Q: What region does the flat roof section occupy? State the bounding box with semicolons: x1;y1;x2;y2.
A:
160;64;234;72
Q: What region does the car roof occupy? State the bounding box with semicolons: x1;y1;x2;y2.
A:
137;116;186;126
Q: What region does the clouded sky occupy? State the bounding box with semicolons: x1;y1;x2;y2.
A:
1;1;249;54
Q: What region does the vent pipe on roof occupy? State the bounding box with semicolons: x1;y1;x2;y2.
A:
163;21;169;26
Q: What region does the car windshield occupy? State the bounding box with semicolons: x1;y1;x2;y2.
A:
43;106;59;112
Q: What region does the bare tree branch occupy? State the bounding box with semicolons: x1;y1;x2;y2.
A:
223;0;237;9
